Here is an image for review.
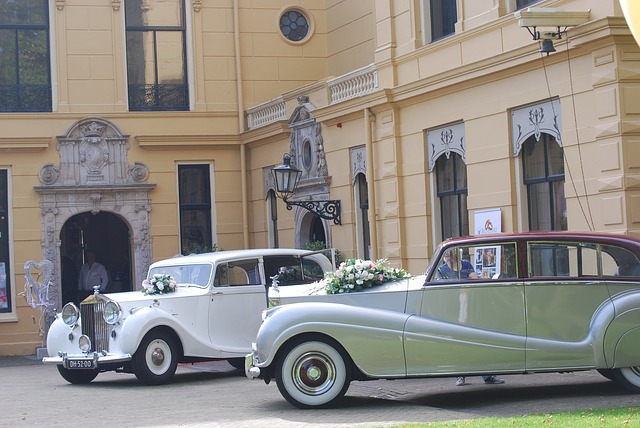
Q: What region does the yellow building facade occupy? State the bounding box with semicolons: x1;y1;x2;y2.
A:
0;0;638;355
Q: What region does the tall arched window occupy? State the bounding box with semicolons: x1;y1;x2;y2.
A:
522;133;566;231
267;189;278;248
354;173;370;260
436;153;468;239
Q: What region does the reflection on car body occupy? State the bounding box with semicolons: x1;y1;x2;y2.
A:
246;232;640;409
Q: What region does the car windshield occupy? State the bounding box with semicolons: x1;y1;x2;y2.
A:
148;264;212;287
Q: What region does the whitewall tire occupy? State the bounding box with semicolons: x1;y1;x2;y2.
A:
132;330;179;385
275;339;351;409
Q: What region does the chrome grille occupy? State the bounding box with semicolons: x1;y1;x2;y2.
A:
80;300;110;352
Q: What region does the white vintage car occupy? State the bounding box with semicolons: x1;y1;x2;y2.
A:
43;248;348;385
246;232;640;409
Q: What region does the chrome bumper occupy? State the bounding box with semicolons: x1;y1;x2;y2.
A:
245;352;261;379
43;352;132;368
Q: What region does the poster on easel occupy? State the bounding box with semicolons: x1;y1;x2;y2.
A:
473;209;502;278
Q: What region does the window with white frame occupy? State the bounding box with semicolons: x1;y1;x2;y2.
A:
178;164;213;254
421;0;458;44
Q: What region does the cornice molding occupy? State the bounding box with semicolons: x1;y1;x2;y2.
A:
0;137;51;152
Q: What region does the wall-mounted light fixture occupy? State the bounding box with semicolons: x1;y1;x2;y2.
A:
271;153;341;225
515;8;590;55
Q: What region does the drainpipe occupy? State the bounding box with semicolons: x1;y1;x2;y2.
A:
365;108;378;260
233;0;249;248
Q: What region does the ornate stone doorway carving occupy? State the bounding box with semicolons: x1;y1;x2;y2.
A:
35;117;155;310
287;96;333;249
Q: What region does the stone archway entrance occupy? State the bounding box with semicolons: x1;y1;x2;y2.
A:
297;212;326;248
35;117;156;310
60;212;131;305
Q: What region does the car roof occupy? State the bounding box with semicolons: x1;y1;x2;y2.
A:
149;248;315;267
440;231;640;248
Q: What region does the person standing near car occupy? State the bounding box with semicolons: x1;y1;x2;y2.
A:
437;249;505;387
77;250;109;303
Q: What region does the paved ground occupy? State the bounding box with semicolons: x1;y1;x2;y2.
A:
1;355;639;427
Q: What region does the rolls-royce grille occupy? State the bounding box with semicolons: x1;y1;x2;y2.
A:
80;301;110;352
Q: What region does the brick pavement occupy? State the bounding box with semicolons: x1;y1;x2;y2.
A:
1;355;638;427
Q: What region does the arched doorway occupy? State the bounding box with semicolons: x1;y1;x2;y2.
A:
298;211;327;248
60;212;131;305
35;116;155;310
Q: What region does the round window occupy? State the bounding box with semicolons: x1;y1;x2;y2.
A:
279;9;310;42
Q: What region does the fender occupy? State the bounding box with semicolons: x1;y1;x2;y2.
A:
255;302;410;377
46;315;83;356
604;291;640;367
116;306;218;357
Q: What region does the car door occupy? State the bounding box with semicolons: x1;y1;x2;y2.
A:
208;258;267;355
524;241;613;370
404;242;527;375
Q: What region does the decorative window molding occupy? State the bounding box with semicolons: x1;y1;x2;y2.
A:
350;146;367;184
427;121;465;172
511;98;562;157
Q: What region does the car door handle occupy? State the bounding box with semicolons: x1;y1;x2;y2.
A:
211;291;223;295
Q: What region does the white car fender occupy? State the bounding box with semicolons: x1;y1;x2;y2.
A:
46;314;82;356
118;306;191;354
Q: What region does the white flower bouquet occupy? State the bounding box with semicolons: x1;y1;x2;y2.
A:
324;258;410;294
141;273;177;295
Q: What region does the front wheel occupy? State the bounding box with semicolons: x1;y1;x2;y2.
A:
612;367;640;393
275;339;351;409
57;365;99;384
132;330;179;385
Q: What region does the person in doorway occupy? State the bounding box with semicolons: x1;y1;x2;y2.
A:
77;250;109;303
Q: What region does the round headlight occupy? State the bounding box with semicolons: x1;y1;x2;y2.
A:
78;335;91;352
103;301;122;325
61;303;79;326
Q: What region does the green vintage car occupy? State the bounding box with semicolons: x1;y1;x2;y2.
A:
246;232;640;408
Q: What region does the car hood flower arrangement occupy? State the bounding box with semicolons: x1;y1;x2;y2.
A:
324;258;410;294
141;273;177;295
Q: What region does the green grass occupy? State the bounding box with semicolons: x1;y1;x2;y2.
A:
395;407;639;427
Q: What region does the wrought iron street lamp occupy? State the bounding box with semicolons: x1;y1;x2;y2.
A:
271;153;341;225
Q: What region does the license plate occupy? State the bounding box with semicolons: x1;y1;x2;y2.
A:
65;358;97;369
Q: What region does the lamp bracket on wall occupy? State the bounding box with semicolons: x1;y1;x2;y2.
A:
271;153;342;225
282;197;341;225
